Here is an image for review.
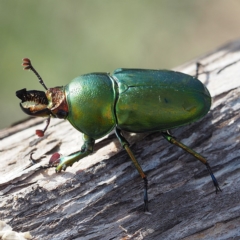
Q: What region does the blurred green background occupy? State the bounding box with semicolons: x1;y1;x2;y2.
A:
1;0;240;129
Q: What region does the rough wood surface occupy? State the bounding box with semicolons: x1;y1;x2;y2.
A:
0;40;240;240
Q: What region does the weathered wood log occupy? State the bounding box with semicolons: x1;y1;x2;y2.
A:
0;40;240;240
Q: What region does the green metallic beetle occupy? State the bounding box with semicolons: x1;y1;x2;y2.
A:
16;58;221;211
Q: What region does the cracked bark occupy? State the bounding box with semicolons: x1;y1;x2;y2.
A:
0;40;240;240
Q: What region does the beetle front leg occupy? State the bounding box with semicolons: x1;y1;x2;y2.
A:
54;134;95;173
162;131;222;193
115;128;149;212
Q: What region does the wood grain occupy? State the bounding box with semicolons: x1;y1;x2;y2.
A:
0;40;240;240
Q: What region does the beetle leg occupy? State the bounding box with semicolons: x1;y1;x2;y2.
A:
162;131;222;193
55;134;95;172
115;128;149;212
195;62;203;78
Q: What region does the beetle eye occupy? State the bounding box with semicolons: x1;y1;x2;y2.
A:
56;110;68;119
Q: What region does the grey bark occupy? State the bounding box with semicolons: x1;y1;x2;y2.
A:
0;40;240;240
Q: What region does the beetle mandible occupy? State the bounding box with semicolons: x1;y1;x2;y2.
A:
16;58;221;212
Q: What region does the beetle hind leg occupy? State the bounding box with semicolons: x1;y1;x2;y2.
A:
162;131;222;193
115;128;149;212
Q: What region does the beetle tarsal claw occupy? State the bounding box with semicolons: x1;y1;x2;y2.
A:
55;163;67;173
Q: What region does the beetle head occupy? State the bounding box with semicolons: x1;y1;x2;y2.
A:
16;87;68;119
16;58;69;137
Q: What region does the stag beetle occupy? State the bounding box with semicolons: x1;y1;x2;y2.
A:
16;58;221;212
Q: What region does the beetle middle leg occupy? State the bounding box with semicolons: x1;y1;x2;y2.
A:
115;128;149;212
162;131;222;193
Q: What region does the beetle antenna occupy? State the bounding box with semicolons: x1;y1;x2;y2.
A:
22;58;48;90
